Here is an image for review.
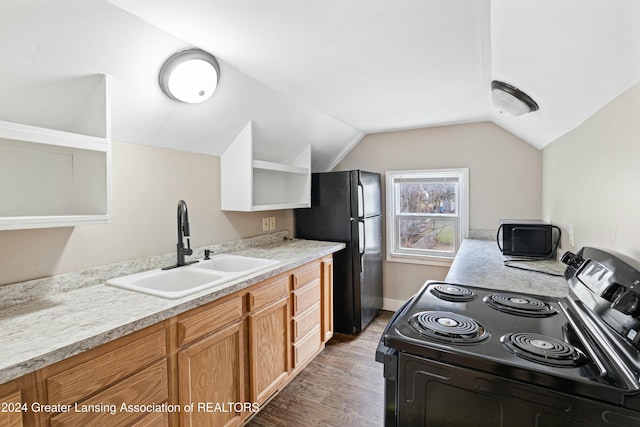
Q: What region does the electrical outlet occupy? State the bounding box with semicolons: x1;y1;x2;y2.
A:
269;216;276;230
262;217;269;232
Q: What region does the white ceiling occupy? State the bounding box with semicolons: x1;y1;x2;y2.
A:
1;1;639;172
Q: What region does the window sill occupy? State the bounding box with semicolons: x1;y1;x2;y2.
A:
386;253;454;268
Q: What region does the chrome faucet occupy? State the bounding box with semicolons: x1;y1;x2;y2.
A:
163;200;199;270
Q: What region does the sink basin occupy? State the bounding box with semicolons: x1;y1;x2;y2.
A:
197;254;279;274
106;268;230;299
106;254;279;299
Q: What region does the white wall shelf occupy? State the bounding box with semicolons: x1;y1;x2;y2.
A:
252;159;309;175
0;75;112;230
221;121;311;212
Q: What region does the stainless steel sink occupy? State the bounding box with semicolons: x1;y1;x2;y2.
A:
106;254;279;299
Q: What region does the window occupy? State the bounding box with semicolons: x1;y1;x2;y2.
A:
386;168;469;266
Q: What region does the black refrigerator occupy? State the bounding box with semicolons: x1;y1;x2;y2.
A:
295;170;383;334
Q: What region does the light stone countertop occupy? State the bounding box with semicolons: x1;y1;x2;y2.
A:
445;239;569;297
0;236;344;385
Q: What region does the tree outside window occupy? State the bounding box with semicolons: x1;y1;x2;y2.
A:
386;169;468;265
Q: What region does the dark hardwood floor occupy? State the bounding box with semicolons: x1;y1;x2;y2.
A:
247;311;392;427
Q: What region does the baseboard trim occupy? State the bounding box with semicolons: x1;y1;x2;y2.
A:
382;298;407;312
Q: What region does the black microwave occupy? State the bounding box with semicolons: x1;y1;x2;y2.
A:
497;220;559;258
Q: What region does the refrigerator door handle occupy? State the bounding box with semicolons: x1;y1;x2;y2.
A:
357;183;364;218
358;219;365;272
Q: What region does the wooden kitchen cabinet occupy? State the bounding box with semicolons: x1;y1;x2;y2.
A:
0;389;22;427
0;254;335;427
49;361;168;427
0;373;38;427
321;256;334;342
176;296;243;348
176;296;244;427
292;301;320;342
248;276;291;404
291;262;322;370
177;322;244;427
40;322;168;427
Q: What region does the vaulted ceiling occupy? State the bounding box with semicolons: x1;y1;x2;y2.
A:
1;1;639;171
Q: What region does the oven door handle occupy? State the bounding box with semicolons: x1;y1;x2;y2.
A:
557;301;609;379
375;294;416;363
561;300;640;389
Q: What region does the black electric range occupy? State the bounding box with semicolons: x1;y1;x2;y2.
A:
377;247;640;426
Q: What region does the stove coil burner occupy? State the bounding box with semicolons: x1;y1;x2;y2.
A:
429;284;476;302
501;333;586;367
483;293;558;317
409;311;490;344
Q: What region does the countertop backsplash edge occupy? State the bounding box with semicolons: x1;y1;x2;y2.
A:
0;231;290;309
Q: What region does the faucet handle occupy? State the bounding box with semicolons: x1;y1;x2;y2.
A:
184;238;193;256
204;249;212;260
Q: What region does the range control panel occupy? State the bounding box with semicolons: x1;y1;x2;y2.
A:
563;247;640;350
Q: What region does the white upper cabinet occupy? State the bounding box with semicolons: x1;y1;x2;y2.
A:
0;75;112;230
221;121;311;211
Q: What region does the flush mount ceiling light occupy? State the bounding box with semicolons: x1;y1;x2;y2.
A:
491;80;539;116
159;49;220;104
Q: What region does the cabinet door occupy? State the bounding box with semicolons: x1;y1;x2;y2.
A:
178;321;244;427
248;297;290;404
0;390;22;427
321;256;334;342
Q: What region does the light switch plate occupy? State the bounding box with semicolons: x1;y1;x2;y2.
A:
262;217;270;232
269;216;276;230
568;224;575;247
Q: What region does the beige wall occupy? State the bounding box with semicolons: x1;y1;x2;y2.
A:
542;81;640;260
0;140;294;286
335;122;542;302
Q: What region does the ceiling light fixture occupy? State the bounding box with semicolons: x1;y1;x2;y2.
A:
491;80;539;116
159;49;220;104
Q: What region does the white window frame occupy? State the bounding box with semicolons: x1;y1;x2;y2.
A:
385;168;469;267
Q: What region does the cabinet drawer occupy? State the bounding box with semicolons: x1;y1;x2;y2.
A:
248;276;290;312
292;302;321;342
45;327;166;406
292;279;320;315
177;296;243;347
50;360;168;427
292;261;320;290
293;325;321;368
